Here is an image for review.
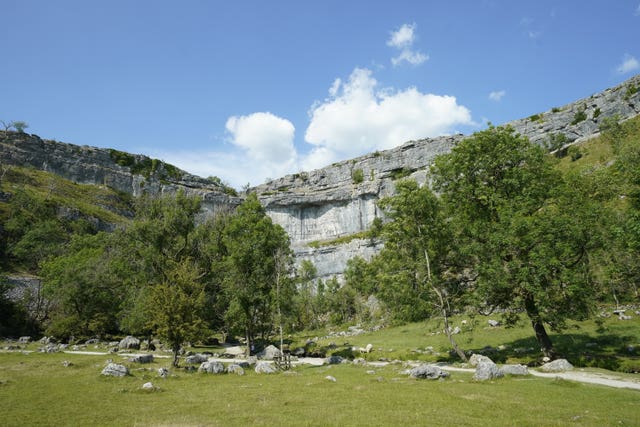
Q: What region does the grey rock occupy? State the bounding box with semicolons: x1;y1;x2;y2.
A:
158;368;169;378
18;336;31;344
257;344;282;360
500;364;529;376
325;355;345;365
118;336;140;350
185;354;209;364
101;363;129;377
541;359;574;372
254;361;276;374
488;319;501;327
226;364;245;375
128;354;154;364
469;354;494;367
409;364;450;380
325;375;337;382
473;361;504;381
39;344;59;353
198;361;225;374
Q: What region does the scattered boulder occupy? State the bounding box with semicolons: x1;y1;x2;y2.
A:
39;344;59;353
142;382;154;390
128;354;154;364
541;359;573;373
353;358;366;365
62;360;73;367
101;363;129;377
157;368;169;378
292;347;306;357
500;364;529;376
18;336;31;344
199;361;225;374
255;361;276;374
185;354;209;364
409;364;450;380
325;355;345;365
619;314;633;320
474;360;504;381
227;364;245;375
325;375;337;382
488;319;501;327
257;345;282;360
85;338;99;345
469;354;493;367
118;336;140;350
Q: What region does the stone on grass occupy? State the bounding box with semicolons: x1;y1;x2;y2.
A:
473;360;504;381
325;375;337;382
409;364;450;380
40;344;59;353
199;361;225;374
128;354;154;364
500;364;529;376
142;382;154;390
488;319;501;327
158;368;169;378
227;364;245;375
541;359;573;372
118;336;140;350
257;345;282;360
101;363;129;377
469;354;493;367
18;336;31;344
254;361;276;374
325;355;345;365
185;353;208;364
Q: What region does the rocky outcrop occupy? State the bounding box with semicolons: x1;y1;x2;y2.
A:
253;74;640;279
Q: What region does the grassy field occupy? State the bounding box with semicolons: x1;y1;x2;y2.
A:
1;311;639;426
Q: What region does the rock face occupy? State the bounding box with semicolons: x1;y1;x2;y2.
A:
1;75;638;280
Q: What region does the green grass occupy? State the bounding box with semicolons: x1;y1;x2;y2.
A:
0;350;638;426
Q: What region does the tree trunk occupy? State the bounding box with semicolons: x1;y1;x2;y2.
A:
172;345;180;367
524;294;555;359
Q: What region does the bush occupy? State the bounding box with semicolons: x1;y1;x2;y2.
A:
352;168;364;184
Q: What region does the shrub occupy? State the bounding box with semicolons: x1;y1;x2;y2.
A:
352;168;364;184
571;106;587;125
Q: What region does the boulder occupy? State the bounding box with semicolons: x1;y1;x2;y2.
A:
128;354;154;364
473;360;504;381
198;361;225;374
257;345;282;360
118;336;140;350
500;364;529;376
469;354;493;367
18;336;31;344
157;368;169;378
325;355;345;365
226;364;245;375
254;361;276;374
142;382;154;390
325;375;337;382
409;364;450;380
185;354;209;364
541;359;574;372
39;344;60;353
488;319;501;327
101;363;129;377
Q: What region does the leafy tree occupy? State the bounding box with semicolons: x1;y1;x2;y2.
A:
221;193;294;355
431;126;600;358
145;258;209;367
1;120;28;132
374;180;468;359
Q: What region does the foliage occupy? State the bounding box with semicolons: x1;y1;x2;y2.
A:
351;168;364;184
571;105;587;125
389;167;414;180
1;120;29;132
431;126;602;358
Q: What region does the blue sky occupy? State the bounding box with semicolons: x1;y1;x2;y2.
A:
2;1;639;188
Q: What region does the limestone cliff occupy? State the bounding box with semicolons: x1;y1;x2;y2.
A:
1;74;638;280
253;74;640;279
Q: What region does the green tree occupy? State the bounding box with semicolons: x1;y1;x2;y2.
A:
221;193;294;355
145;258;209;367
374;179;467;359
431;126;600;358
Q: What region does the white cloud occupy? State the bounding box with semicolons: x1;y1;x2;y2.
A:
387;23;428;67
303;68;474;170
616;54;640;74
635;3;640;16
488;90;506;102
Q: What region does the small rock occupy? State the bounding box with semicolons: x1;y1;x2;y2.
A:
353;358;366;365
226;364;245;375
488;319;501;327
142;382;154;390
254;361;276;374
158;368;169;378
325;355;345;365
128;354;154;364
473;360;504;381
409;364;450;380
618;314;632;320
101;363;129;377
18;336;31;344
118;336;140;350
325;375;337;382
541;359;573;373
366;370;376;375
199;361;225;374
450;326;461;335
185;354;208;364
62;360;73;367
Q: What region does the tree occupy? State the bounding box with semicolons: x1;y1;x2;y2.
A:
1;120;28;132
374;179;468;360
145;258;209;367
431;126;600;358
221;193;294;355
